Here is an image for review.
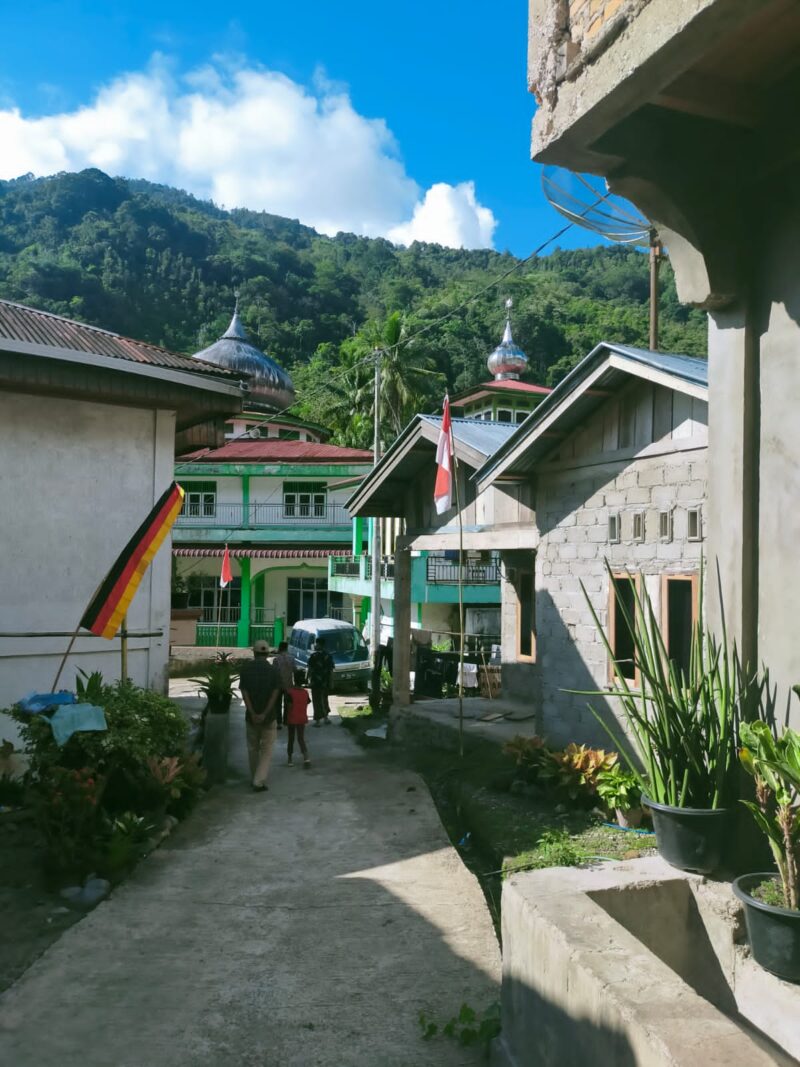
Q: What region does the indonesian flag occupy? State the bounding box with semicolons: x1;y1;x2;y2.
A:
220;545;233;589
434;396;453;515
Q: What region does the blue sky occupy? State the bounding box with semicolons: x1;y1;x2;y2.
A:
0;0;603;256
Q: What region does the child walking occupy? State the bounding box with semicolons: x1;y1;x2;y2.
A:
286;671;311;769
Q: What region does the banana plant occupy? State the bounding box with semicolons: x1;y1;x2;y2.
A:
739;720;800;910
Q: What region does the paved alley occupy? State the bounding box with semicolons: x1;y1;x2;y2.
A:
0;687;500;1066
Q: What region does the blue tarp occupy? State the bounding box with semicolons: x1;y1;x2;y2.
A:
49;704;107;747
15;691;107;745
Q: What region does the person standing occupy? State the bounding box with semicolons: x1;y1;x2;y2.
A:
271;640;296;728
239;640;280;792
307;637;334;727
286;671;311;769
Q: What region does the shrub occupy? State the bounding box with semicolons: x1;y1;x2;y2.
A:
596;763;642;813
503;735;552;783
541;744;618;803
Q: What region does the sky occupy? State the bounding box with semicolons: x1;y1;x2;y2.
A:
0;0;605;256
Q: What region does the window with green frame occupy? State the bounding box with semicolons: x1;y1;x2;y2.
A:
180;481;217;517
283;481;326;518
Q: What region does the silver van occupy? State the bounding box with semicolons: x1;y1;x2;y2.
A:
287;618;371;691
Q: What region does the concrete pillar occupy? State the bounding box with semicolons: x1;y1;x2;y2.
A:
392;539;412;707
706;308;758;670
237;557;251;648
351;516;363;555
242;474;250;528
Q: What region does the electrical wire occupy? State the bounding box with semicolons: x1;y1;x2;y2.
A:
174;210;587;476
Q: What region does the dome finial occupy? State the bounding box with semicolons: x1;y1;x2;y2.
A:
487;297;528;381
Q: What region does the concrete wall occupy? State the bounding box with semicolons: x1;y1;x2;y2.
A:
0;392;174;714
501;380;707;745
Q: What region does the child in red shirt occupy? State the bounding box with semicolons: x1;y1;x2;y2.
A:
286;672;311;769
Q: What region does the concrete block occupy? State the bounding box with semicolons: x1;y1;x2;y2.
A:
626;487;651;504
586;526;608;543
578;543;598;559
560;543;578;560
677;480;705;501
638;467;664;487
656;541;684;560
664;462;692;484
651;485;676;506
576;508;598;526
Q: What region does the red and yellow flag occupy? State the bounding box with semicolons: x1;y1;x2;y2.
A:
80;482;185;640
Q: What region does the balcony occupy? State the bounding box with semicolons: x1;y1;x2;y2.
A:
426;558;501;585
173;501;353;545
329;553;501;605
176;502;350;527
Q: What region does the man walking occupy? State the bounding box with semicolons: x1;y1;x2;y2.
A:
239;640;280;792
308;636;334;727
271;640;296;728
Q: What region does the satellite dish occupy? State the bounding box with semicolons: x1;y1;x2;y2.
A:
248;427;265;439
541;166;663;349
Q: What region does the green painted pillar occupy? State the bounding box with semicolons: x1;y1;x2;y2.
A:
237;557;251;647
352;516;364;555
360;595;371;630
274;617;284;645
242;473;251;527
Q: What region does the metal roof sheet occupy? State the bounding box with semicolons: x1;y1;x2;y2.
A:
420;416;518;458
179;440;374;463
173;547;341;558
597;344;708;387
0;299;240;379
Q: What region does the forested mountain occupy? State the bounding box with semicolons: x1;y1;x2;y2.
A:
0;169;706;444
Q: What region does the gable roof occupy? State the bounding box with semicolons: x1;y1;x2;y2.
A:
475;342;708;491
347;414;517;517
453;378;551;405
0;299;240;380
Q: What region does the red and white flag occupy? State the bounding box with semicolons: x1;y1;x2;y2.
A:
434;395;453;515
219;545;233;589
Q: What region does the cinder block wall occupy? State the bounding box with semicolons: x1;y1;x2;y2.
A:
535;448;706;745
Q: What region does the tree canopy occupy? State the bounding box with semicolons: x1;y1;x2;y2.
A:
0;169;707;445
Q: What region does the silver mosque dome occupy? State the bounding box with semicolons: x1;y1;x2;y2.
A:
487;299;529;381
193;307;296;412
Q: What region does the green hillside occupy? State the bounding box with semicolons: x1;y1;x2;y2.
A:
0;169;706;444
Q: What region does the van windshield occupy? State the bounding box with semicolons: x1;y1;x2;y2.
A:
322;629;367;654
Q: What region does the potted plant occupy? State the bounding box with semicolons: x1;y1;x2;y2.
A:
191;654;239;786
578;563;751;873
733;718;800;981
190;653;238;715
596;763;644;828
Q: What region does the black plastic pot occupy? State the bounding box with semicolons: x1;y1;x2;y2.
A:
733;873;800;982
643;797;731;874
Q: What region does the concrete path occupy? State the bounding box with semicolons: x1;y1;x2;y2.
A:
0;686;500;1066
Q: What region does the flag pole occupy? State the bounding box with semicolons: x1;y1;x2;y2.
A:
120;614;129;681
51;624;82;692
215;552;223;651
447;395;466;759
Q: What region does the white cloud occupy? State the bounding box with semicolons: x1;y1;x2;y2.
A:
387;181;497;249
0;58;497;249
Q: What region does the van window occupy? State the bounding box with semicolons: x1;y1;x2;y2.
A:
322;629;367;654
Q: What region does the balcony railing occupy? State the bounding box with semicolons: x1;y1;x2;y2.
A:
176;502;350;527
426;559;501;585
330;556;363;577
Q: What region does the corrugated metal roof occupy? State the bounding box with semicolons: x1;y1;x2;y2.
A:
179;440;374;463
173;547;341;558
0;299;240;379
421;415;518;458
485;379;551;394
600;344;708;387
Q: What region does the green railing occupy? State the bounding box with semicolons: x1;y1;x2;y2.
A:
196;624;238;646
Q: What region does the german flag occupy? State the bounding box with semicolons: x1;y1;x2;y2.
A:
80;483;185;640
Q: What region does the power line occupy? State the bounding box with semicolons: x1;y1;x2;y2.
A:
174;212;584;475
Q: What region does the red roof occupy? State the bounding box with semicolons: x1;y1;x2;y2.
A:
179;440;374;463
174;547;342;558
486;379;551;394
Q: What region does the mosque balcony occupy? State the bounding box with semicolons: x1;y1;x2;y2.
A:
173;501;353;544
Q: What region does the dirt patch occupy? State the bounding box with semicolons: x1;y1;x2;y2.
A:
0;809;83;993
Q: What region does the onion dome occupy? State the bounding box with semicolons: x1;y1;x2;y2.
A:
487;299;528;381
192;306;295;412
